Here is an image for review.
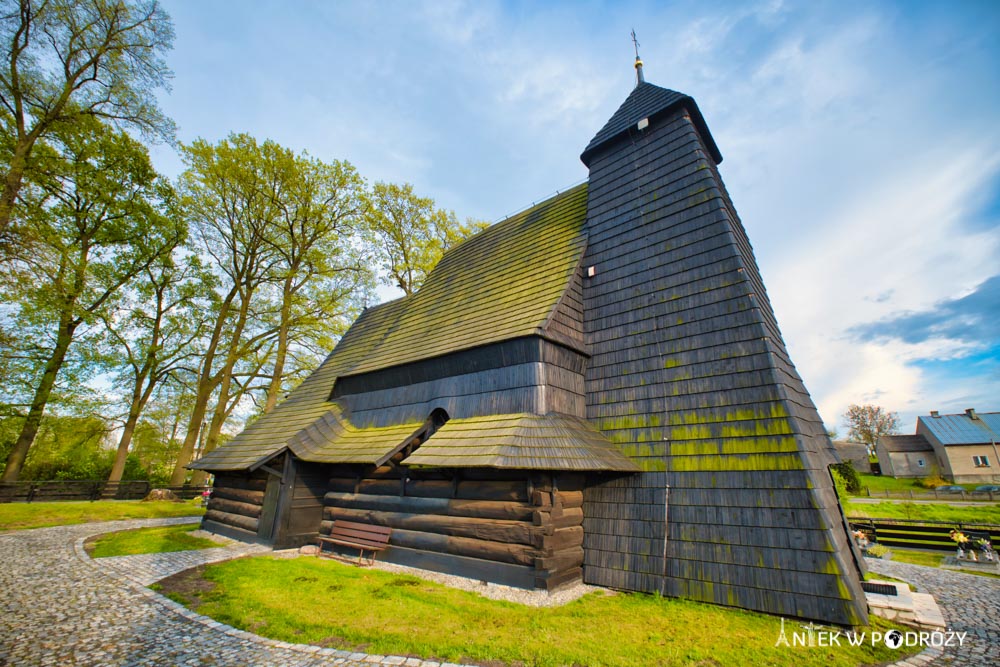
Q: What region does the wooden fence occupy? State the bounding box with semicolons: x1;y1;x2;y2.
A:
858;488;997;501
0;480;205;503
848;517;998;551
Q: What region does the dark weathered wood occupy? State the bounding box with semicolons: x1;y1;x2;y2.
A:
214;474;267;492
534;546;584;572
324;492;535;521
388;527;538;567
207;497;262;518
211;486;264;505
205;509;259;533
535;566;583;591
533;507;583;529
322;508;539;546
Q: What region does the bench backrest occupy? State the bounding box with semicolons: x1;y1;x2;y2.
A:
330;519;392;548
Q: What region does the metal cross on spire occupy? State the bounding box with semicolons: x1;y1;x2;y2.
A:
631;29;645;85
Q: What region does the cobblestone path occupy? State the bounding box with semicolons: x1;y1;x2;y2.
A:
866;557;1000;666
0;518;466;666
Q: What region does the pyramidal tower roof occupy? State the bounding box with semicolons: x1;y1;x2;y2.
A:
580;81;723;167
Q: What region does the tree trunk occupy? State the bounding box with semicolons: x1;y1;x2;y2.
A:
107;403;142;483
263;279;293;414
0;316;76;482
0;143;29;239
168;286;241;485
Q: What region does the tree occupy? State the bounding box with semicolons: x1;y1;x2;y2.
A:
99;254;202;483
258;145;370;414
168;134;282;485
843;403;901;454
0;0;175;242
365;182;487;296
0;119;181;482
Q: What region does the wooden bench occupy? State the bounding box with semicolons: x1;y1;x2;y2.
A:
316;520;392;565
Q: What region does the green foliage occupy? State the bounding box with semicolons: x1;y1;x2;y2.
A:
0;500;203;531
160;556;913;667
865;543;891;558
365;181;488;296
843;404;901;449
87;523;217;558
831;461;862;494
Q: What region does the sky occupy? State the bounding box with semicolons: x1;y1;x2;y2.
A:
149;0;1000;435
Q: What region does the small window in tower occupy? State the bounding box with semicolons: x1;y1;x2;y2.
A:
917;458;925;467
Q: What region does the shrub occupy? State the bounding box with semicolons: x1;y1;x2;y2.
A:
831;461;862;494
915;475;949;489
866;544;891;559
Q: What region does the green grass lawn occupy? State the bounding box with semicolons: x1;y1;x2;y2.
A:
156;555;915;667
844;500;1000;524
854;474;981;495
0;499;205;531
87;523;219;558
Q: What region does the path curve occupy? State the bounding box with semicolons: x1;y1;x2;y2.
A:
865;557;1000;666
0;517;462;666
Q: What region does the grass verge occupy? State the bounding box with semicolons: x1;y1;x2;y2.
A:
86;523;219;558
0;499;204;531
844;501;1000;524
157;555;916;667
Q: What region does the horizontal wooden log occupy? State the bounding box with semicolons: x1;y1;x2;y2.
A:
368;464;402;480
207;497;261;518
205;509;258;533
357;479;405;496
456;480;529;502
327;477;358;493
214;475;267;492
322;508;538;546
388;527;538;567
533;507;584;529
554;490;584;509
539;526;584;552
211;487;264;505
402;479;454;499
534;547;584;572
324;492;534;521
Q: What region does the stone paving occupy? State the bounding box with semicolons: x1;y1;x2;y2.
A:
3;517;996;666
0;517;470;666
866;557;1000;666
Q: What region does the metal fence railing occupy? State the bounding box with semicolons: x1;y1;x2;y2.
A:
0;480;204;503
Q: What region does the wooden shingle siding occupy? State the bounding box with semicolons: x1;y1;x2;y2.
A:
580;91;867;626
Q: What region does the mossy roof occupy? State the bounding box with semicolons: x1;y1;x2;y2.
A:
344;182;589;376
287;403;425;466
188;299;408;471
402;412;641;471
191;184;592;472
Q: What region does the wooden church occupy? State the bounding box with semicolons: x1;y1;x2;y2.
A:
191;57;868;627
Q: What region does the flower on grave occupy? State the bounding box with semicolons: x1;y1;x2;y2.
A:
950;529;969;544
976;538;992;553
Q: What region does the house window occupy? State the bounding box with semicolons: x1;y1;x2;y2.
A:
973;455;990;467
917;459;925;467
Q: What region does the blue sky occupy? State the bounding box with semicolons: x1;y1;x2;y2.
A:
150;0;1000;434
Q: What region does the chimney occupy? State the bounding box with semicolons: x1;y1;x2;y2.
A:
966;408;978;420
929;410;939;418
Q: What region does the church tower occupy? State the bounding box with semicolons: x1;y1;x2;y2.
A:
579;57;868;626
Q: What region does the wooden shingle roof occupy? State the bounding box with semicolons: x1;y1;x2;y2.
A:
580;82;722;166
344;183;590;376
287;404;425;466
191;185;593;472
189;298;408;471
402;413;640;471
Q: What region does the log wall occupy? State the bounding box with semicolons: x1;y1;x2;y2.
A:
320;463;585;590
203;471;267;540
